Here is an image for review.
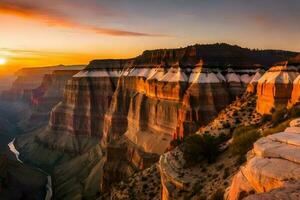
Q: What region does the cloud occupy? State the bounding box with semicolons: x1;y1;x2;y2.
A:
0;0;164;36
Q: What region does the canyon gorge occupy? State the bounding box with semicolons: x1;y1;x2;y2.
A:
1;43;300;200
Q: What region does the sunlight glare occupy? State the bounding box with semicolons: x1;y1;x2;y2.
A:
0;58;6;65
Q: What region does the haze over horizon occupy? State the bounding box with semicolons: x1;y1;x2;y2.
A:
0;0;300;75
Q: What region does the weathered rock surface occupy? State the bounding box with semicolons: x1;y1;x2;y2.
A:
244;181;300;200
256;64;299;114
226;118;300;200
246;69;265;93
289;74;300;107
22;69;82;131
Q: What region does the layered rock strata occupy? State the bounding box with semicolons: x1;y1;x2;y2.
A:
244;181;300;200
226;118;300;200
246;69;265;93
256;64;299;114
289;74;300;107
101;63;255;190
22;69;81;130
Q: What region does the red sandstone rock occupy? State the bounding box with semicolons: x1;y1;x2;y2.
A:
256;65;299;114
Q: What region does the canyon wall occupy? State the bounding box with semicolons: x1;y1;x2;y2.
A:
22;69;82;131
1;65;84;102
256;58;300;114
256;65;298;114
15;44;298;197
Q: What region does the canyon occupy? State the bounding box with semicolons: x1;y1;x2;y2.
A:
1;43;300;199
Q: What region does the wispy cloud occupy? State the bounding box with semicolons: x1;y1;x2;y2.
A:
0;0;165;37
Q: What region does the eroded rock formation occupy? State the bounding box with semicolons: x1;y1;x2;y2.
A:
256;64;299;114
22;69;82;131
289;75;300;107
246;69;265;93
226;118;300;200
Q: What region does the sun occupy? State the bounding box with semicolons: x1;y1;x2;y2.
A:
0;58;6;65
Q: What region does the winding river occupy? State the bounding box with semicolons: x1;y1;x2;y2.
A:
8;138;53;200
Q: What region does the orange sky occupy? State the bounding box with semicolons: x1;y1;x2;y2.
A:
0;0;299;75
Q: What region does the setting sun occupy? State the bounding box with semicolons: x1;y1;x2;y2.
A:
0;58;6;65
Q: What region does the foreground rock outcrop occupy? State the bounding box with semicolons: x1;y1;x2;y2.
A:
226;118;300;200
244;181;300;200
158;93;262;200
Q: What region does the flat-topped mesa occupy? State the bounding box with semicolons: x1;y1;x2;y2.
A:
133;43;297;68
226;118;300;200
85;59;133;70
256;62;299;114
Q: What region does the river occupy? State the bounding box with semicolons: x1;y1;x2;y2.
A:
8;138;53;200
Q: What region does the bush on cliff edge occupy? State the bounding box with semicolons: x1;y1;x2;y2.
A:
183;133;221;164
230;126;260;160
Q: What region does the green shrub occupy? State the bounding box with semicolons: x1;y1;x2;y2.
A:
210;189;224;200
230;126;260;157
223;167;230;179
263;120;291;136
261;114;271;123
170;138;182;148
290;105;300;118
272;108;288;126
183;133;221;164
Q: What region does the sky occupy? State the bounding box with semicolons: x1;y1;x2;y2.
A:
0;0;300;74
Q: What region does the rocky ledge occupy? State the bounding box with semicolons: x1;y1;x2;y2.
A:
226;118;300;200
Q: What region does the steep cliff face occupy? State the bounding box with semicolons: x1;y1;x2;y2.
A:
22;70;82;131
16;62;129;199
226;119;300;200
256;65;299;114
15;60;131;169
101;64;263;191
246;70;265;93
289;75;300;107
1;65;84;102
177;66;230;138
